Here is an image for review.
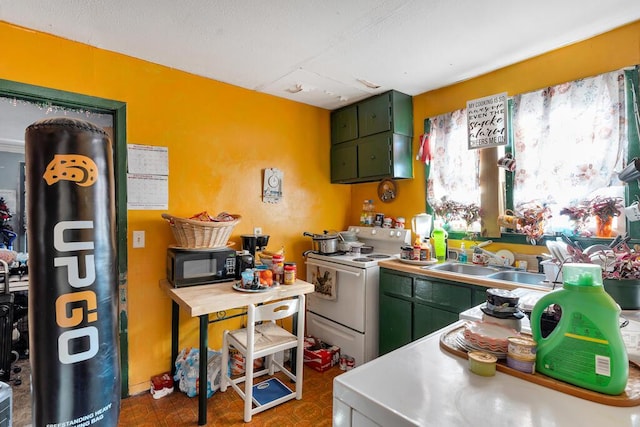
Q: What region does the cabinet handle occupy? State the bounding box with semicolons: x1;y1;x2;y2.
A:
371;114;377;119
370;155;376;160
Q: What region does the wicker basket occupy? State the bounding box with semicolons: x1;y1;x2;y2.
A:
161;213;241;249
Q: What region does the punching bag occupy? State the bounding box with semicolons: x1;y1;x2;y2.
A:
26;117;120;426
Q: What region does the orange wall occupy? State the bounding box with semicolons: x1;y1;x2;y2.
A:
0;21;351;394
350;20;640;256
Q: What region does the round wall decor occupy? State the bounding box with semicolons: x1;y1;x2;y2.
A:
378;179;397;203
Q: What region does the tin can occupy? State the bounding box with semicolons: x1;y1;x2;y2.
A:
339;355;348;370
284;262;297;285
346;356;355;370
507;336;537;359
400;245;413;260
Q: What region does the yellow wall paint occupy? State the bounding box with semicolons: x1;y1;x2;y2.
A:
351;20;640;247
0;22;351;394
2;19;640;395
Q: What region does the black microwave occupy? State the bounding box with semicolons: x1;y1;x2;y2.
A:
167;247;237;287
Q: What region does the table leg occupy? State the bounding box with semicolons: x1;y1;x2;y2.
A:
198;314;208;426
170;302;179;379
291;295;300;377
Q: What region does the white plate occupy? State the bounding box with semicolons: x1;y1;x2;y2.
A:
495;249;515;266
455;331;507;359
399;258;438;266
232;282;273;293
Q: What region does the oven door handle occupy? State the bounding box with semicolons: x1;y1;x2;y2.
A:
305;259;362;277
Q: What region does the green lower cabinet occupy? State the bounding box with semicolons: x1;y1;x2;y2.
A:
413;303;460;342
379;293;413;355
379;268;486;355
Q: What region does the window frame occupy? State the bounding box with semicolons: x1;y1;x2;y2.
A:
425;66;640;245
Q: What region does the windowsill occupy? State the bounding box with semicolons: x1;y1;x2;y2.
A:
449;230;637;248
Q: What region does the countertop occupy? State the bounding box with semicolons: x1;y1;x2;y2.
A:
378;259;552;292
333;319;640;427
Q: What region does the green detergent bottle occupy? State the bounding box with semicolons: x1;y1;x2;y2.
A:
531;263;628;395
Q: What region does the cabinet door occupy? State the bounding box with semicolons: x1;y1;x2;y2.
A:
414;278;472;312
331;143;358;182
358;93;391;137
472;286;488;306
358;133;391;179
331;105;358;144
379;270;413;355
414;303;460;340
379;293;412;355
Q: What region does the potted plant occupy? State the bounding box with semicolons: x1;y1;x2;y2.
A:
598;244;640;309
515;201;552;244
559;202;591;237
0;197;14;248
430;197;461;230
459;202;482;232
588;196;623;237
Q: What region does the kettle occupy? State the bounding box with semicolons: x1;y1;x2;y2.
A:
411;213;432;241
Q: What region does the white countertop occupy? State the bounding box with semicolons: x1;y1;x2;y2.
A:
333;319;640;427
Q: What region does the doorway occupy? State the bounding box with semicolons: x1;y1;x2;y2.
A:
0;79;129;396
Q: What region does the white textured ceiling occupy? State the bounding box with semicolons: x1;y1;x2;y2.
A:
1;0;640;110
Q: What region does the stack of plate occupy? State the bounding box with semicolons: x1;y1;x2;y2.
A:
457;321;521;358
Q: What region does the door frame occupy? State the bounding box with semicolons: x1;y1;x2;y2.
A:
0;79;129;396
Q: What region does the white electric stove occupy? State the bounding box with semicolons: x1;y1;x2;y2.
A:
305;226;411;368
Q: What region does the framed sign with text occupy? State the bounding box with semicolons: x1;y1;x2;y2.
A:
467;92;507;149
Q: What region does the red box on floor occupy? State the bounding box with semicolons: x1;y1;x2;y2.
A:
303;337;340;372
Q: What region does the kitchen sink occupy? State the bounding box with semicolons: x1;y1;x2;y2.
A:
427;262;499;276
486;270;546;285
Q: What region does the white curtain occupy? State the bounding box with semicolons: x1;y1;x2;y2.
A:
511;70;627;225
427;108;480;206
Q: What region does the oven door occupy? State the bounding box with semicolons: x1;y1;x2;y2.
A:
305;258;365;332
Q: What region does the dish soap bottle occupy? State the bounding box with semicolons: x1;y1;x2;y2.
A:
530;263;628;395
459;242;468;263
431;227;448;264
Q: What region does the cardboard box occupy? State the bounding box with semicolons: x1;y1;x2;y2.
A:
303;337;340;372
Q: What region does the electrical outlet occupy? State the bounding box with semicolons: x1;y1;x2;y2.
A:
254;227;262;235
133;230;145;248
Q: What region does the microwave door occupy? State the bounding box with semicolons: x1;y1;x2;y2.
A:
183;258;217;279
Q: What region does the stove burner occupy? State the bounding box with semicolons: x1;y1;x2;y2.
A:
367;254;393;259
305;251;348;257
352;257;375;262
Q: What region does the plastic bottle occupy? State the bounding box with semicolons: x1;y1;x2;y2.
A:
459;242;468;263
360;200;369;226
366;199;375;226
530;263;628;395
431;227;448;263
420;238;432;261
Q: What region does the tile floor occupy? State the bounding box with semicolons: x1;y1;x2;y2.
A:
13;360;343;426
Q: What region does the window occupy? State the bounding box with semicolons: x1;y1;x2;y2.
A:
424;66;640;241
511;69;627;237
425;109;481;233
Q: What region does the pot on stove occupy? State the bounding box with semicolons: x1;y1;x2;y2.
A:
303;231;339;254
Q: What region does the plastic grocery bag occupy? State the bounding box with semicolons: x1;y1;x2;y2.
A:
174;347;222;398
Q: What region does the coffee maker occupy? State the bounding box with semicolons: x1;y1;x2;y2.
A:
236;234;270;274
240;234;270;258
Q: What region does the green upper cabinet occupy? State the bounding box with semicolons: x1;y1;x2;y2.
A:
331;105;358;144
330;90;413;184
357;90;412;137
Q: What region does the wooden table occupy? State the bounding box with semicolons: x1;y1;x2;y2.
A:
160;279;315;425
